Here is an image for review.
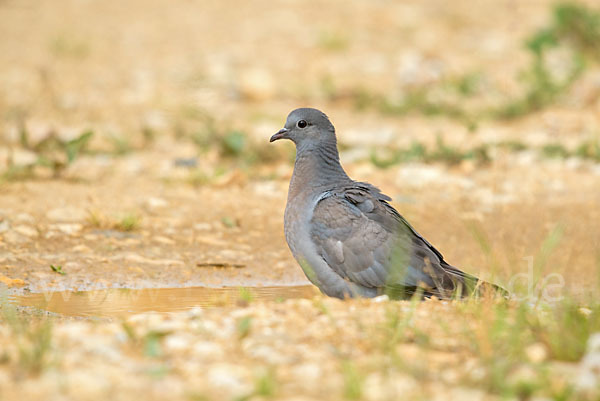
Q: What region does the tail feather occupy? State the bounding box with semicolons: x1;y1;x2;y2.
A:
440;263;508;299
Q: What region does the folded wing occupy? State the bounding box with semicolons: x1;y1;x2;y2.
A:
309;183;479;298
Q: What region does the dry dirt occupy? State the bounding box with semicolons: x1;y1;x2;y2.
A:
1;0;600;400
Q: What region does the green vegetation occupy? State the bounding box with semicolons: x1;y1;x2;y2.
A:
121;322;172;359
108;134;133;155
185;108;285;169
116;213;141;232
50;33;90;59
490;3;595;119
1;3;598;185
2;278;600;399
317;30;350;52
49;265;66;275
235;368;278;401
344;2;600;124
253;368;277;398
341;361;364;400
236;316;252;340
366;296;600;400
237;287;255;304
2;129;93;180
369;137;600;168
221;216;239;228
86;209;142;232
0;298;53;376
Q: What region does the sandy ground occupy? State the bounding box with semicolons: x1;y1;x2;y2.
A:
1;142;599;296
1;0;600;399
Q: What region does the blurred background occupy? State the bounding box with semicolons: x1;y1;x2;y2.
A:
0;0;599;292
1;2;600;400
1;0;598;159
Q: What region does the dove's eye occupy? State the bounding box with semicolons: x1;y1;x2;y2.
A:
297;120;307;129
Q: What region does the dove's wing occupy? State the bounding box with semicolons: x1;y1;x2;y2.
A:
309;183;478;297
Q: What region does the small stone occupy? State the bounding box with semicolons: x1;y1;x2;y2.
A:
72;244;92;253
371;294;389;303
15;213;35;223
192;341;224;359
194;223;212;231
142;110;167;131
46;207;88;223
173;158;197;168
0;220;9;233
153;235;175;245
164;334;191;352
364;373;418;401
245;343;291;364
290;363;322;382
13;225;38;237
145;197;168;209
2;231;25;243
207;364;251;396
10;149;38;166
0;275;26;287
64;370;109;399
525;343;547;363
586;333;600;352
52;223;83;235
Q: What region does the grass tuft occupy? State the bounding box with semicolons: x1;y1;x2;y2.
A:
1;297;54;376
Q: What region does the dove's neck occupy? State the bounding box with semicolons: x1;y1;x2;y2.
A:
289;140;350;200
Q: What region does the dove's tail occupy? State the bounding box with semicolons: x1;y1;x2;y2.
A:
439;263;508;299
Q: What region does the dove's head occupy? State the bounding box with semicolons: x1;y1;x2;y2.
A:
270;108;336;149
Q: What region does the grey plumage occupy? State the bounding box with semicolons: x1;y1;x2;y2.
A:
270;108;503;299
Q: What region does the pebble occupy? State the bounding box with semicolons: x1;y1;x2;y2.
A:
145;197;169;209
5;149;37;166
577;333;600;393
71;244;92;253
194;222;213;231
46;207;88;223
192;341;224;359
153;235;175;245
15;213;35;223
13;225;38;237
207;364;251;396
65;370;110;399
371;294;389;303
291;362;323;382
2;231;26;243
0;275;26;287
525;343;547;363
51;223;83;235
364;373;418;401
164;334;192;352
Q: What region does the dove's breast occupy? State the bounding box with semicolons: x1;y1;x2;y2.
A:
283;192;377;299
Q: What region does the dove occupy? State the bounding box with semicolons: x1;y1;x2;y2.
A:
270;107;504;299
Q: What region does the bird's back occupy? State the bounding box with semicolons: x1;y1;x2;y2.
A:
305;182;493;299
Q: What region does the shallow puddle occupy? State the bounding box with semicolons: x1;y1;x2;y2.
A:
10;285;318;318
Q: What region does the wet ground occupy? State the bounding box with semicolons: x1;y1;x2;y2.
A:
1;0;600;399
10;285;317;318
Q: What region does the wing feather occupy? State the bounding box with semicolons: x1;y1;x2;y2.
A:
309;183;479;297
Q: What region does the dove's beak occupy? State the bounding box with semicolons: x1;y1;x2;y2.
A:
270;128;289;143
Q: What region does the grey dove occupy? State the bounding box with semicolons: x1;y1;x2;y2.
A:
270;108;504;300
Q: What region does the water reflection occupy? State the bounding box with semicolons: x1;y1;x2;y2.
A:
12;285;318;318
